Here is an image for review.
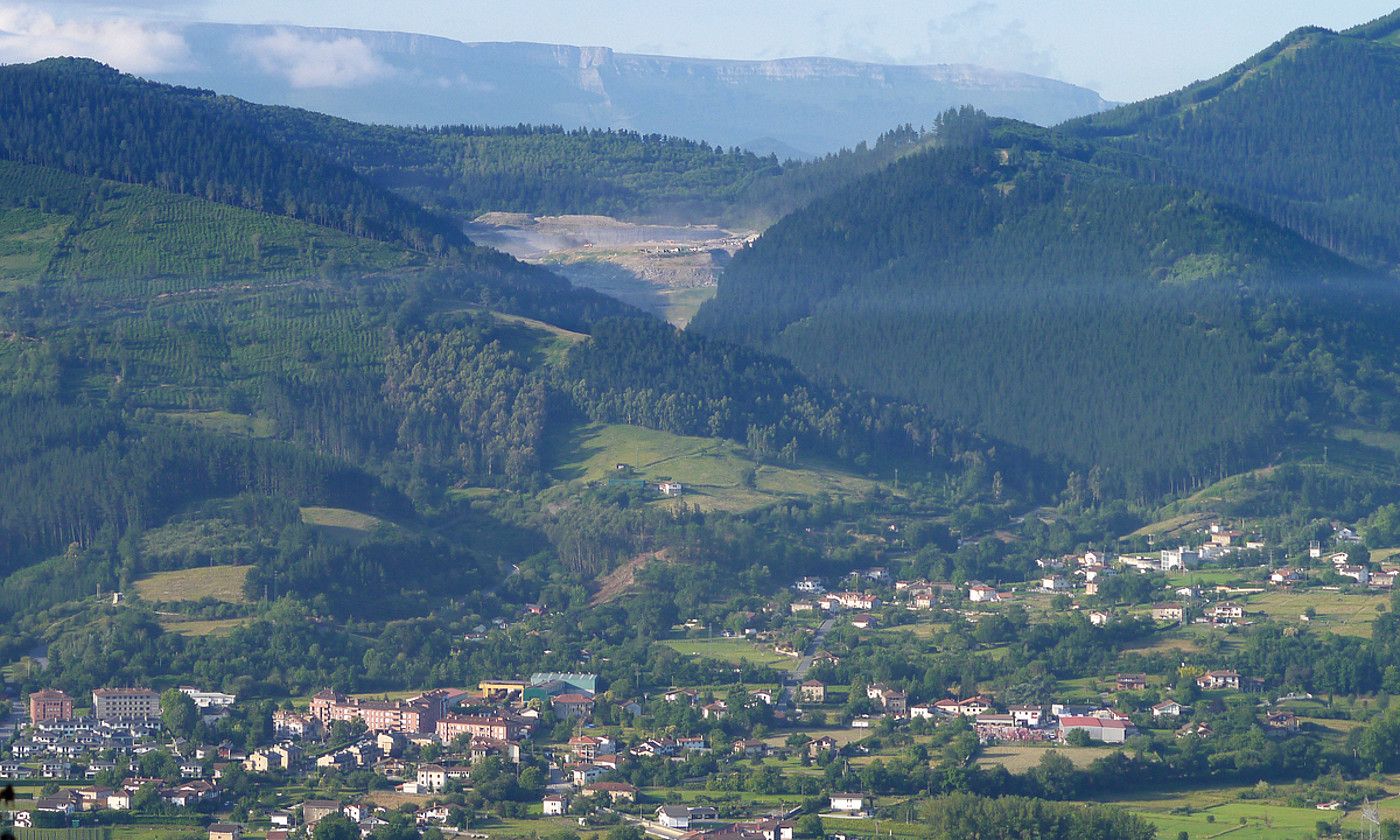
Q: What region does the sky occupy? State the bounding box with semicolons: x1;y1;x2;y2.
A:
1;0;1397;101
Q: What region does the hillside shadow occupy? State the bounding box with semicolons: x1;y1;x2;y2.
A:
551;261;671;318
542;421;606;482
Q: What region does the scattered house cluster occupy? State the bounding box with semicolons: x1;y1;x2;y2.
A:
9;685;241;826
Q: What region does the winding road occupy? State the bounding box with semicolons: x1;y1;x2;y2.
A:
779;614;836;708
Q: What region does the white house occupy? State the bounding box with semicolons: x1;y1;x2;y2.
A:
829;794;868;813
958;696;993;716
656;806;690;830
416;764;446;792
1009;705;1046;727
1338;565;1371;584
968;584;1001;603
1209;602;1244;622
178;687;237;709
542;795;567;816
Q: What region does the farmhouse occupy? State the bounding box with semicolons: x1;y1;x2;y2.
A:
584;781;637;803
416;764;446;792
968;584;1001;603
1115;674;1147;691
1151;603;1185;622
1196;670;1242;691
1009;705;1046;727
834;591;879;610
1209;602;1244;622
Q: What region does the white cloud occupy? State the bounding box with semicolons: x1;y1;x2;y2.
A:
0;3;191;73
237;28;390;88
923;2;1058;77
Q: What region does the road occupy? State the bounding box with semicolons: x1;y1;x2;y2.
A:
780;614;836;708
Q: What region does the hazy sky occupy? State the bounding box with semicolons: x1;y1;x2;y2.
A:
5;0;1399;101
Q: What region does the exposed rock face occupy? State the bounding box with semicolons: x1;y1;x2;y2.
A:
154;23;1110;155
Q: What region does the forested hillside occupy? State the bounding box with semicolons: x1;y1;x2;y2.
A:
0;58;948;236
0;59;468;256
693;112;1400;495
245;104;940;227
0;62;1026;627
1064;21;1400;271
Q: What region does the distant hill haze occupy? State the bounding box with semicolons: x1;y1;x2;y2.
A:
150;23;1111;156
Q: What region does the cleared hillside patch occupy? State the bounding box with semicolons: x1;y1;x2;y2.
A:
548;422;881;512
0;206;68;289
156;616;250;637
1243;589;1386;638
300;506;386;542
159;410;275;438
133;565;251;604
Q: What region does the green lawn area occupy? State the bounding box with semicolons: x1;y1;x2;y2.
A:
1121;629;1205;656
111;827;205;840
975;745;1103;773
159;410;275;438
760;726;867;749
133;564;251;604
1131;801;1332;840
1164;568;1261;587
877;619;944;639
1094;783;1358;840
472;815;608;839
156;616;251;637
659;636;797;670
661;285;716;328
546;422;883;513
0;206;68;290
1242;589;1387;638
1127;512;1218;540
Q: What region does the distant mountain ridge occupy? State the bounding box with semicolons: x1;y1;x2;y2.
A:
143;22;1111;155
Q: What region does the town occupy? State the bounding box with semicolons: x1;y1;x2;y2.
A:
7;516;1398;840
